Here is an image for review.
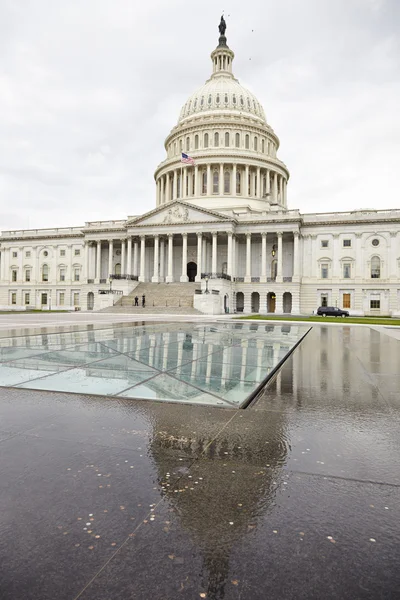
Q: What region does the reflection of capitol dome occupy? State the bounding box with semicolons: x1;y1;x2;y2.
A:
154;19;289;213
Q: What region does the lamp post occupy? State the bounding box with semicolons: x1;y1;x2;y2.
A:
205;276;209;294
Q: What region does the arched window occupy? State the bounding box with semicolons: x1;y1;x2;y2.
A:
204;133;209;148
177;175;181;198
224;171;231;194
235;133;240;148
371;256;381;278
42;264;49;282
186;137;190;151
232;94;236;105
262;139;265;153
179;139;183;151
254;136;258;151
214;132;219;147
174;142;177;155
194;134;199;149
236;171;241;194
202;171;207;194
216;94;220;104
245;134;249;149
213;170;219;194
208;94;212;105
225;132;229;147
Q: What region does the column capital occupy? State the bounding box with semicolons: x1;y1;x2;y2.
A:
212;231;218;238
153;234;159;240
181;232;188;239
196;231;202;238
168;233;173;239
355;233;363;239
276;231;283;238
246;232;252;239
228;231;233;238
140;234;146;240
261;231;267;239
107;239;114;243
293;231;300;238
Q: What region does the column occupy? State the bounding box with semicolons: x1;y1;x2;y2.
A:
180;233;188;282
261;232;267;282
219;163;224;195
245;233;251;282
108;240;113;277
196;232;203;282
266;169;270;195
332;233;339;278
121;240;126;275
188;170;192;198
245;165;249;197
256;166;261;198
293;231;300;281
166;174;170;203
231;235;236;280
212;232;217;275
159;238;165;281
232;164;237;197
156;179;160;205
127;237;132;275
276;231;283;282
283;178;287;207
85;242;90;281
194;165;199;196
0;249;4;281
173;170;177;200
166;234;174;282
273;172;278;203
227;232;233;278
133;240;139;277
207;164;212;195
139;236;146;282
152;235;159;282
96;241;101;282
181;167;185;199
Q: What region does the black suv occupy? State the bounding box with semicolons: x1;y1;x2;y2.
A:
316;306;349;317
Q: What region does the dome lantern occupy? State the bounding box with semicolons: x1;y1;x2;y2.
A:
210;15;235;79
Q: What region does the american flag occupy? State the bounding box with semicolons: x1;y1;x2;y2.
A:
181;152;195;165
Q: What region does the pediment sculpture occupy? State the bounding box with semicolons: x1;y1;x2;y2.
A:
163;206;190;224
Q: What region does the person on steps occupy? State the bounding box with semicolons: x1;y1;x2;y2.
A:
142;294;146;308
134;296;139;306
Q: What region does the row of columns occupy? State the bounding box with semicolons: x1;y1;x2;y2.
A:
156;165;287;206
86;230;300;284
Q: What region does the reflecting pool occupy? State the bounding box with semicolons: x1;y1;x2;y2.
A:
0;322;310;407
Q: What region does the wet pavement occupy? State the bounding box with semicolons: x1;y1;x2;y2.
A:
0;323;399;599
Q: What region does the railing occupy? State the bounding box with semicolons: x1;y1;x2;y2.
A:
87;279;94;284
99;290;123;295
200;272;231;281
109;274;139;281
283;276;293;282
267;277;276;282
251;277;260;283
234;277;244;282
99;279;107;284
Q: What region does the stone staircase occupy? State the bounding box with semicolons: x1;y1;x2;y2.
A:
100;282;202;314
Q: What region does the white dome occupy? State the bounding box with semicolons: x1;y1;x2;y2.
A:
178;77;267;125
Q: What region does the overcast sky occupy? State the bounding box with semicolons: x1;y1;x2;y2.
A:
1;0;399;230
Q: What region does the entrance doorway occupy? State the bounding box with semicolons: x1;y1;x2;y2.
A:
224;294;229;313
236;292;244;313
251;292;260;313
283;292;292;313
187;262;197;282
87;292;94;310
267;292;276;313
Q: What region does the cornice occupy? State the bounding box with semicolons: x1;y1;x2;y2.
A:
154;154;289;178
0;233;84;243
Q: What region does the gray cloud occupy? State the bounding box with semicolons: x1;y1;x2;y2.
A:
0;0;399;230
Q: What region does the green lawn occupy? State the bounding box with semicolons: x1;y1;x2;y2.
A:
238;315;400;326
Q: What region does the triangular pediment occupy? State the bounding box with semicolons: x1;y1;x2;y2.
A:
127;201;232;227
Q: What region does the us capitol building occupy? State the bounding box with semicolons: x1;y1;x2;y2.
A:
1;19;400;316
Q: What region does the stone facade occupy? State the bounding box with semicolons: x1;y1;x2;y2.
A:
1;27;399;316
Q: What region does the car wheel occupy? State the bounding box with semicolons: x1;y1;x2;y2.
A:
341;314;346;318
322;313;326;317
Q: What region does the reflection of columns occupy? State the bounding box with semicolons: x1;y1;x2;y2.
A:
195;231;203;281
207;164;211;195
139;236;146;282
159;238;165;281
108;240;113;277
232;163;237;196
293;231;300;281
166;234;174;283
211;232;217;275
227;232;233;277
152;235;159;282
121;240;126;274
96;241;101;281
191;342;198;380
240;343;248;381
162;333;170;370
127;237;132;275
133;240;138;277
180;233;188;282
206;344;213;384
245;233;251;282
276;231;283;282
256;341;264;383
219;163;224;195
261;232;267;283
245;165;249;197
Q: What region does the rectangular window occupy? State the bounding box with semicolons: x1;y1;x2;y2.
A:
59;292;65;306
343;293;351;309
60;269;65;282
24;293;30;305
11;270;17;282
11;292;17;305
41;293;47;305
74;249;80;256
370;299;380;309
321;240;329;248
74;268;80;281
60;249;66;257
321;263;329;279
321;294;328;307
12;251;17;258
25;269;31;282
343;263;351;278
73;293;79;306
25;251;31;258
343;239;351;247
